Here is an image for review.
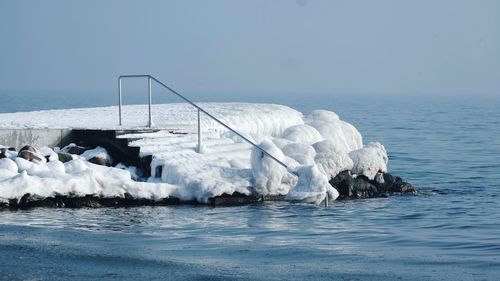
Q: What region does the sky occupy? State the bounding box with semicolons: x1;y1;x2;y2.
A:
0;0;499;99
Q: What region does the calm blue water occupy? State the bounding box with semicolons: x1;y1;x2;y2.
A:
1;93;499;280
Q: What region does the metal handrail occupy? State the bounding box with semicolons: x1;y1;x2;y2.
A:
118;74;289;169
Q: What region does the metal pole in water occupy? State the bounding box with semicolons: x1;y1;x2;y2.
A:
324;193;329;207
148;76;152;128
197;109;202;153
118;78;122;126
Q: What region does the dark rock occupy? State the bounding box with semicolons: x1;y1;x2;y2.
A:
372;173;392;193
329;170;353;197
383;173;396;186
373;172;416;193
18;150;42;162
124;192;134;200
379;192;390;198
352;177;378;198
14;193;49;209
8;147;16;151
57;152;73;163
262;194;287;201
2;194;183;210
140;155;153;178
154;165;163;178
209;192;261;206
390;181;416;193
18;145;42;162
330;171;379;199
67;145;90;155
19;193;31;206
8;198;18;208
19;145;36;153
330;171;417;200
400;182;416;193
88;156;108;166
0;148;6;159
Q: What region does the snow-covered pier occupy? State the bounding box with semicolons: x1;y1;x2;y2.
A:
0;102;416;209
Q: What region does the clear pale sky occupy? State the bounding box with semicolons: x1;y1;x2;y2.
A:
1;0;499;98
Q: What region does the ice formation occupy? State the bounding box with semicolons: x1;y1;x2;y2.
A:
281;124;323;144
250;139;291;196
0;103;390;205
305;110;363;152
281;143;316;166
349;142;388;180
285;165;339;205
313;140;354;178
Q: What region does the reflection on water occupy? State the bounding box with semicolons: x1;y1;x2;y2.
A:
1;96;500;280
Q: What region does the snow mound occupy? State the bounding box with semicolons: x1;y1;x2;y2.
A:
282;143;316;166
313;140;354;178
0;158;176;202
38;147;58;162
281;124;323;144
81;146;112;164
305;110;340;123
0;158;18;174
349;142;388;180
271;138;293;149
285;165;339;205
306;110;362;152
0;158;18;180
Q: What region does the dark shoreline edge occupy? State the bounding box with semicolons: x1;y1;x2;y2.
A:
1;172;416;210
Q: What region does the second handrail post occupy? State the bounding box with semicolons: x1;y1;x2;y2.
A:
197;109;202;153
148;76;152;128
118;78;122;126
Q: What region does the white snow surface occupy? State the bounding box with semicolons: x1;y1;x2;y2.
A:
0;103;303;134
0;103;389;204
250;139;294;196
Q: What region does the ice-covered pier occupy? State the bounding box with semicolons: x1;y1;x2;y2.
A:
0;77;415;209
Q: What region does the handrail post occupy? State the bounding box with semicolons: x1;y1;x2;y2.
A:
197;109;202;153
148;76;152;128
118;78;122;126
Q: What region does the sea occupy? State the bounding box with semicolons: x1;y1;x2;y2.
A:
0;91;499;281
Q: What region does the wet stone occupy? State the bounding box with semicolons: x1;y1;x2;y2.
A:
57;152;73;163
88;157;108;166
330;171;417;200
209;192;261;206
